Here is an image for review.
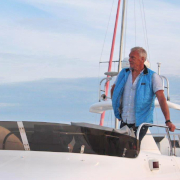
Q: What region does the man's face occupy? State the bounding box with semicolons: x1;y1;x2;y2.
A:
129;51;144;70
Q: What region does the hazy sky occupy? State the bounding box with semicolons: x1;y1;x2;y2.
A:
0;77;180;127
0;0;180;127
0;0;180;83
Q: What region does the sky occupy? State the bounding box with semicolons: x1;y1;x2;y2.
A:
0;76;180;129
0;0;180;130
0;0;180;83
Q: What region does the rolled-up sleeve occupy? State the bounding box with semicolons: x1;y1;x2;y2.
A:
152;73;164;93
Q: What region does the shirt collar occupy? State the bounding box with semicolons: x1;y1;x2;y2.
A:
125;65;148;75
130;68;144;74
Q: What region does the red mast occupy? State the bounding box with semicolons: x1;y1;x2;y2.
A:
100;0;122;126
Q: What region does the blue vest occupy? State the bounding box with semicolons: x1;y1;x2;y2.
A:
112;66;156;126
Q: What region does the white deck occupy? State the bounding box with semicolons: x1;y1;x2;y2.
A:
0;149;180;180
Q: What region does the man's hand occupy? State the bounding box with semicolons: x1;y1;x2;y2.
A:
166;122;176;132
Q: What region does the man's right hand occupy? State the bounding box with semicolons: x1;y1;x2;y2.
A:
166;122;176;132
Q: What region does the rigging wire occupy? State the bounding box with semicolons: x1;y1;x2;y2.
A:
134;0;136;46
99;0;115;64
123;0;128;58
96;0;115;123
114;61;116;71
141;0;150;61
97;0;115;94
139;0;147;50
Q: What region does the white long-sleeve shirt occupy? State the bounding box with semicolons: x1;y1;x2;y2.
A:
115;70;163;124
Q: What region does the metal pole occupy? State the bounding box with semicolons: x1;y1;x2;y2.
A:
118;0;126;72
166;128;173;156
115;119;119;129
161;75;170;101
173;134;176;156
157;62;161;75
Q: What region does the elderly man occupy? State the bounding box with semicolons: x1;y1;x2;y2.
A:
111;47;175;141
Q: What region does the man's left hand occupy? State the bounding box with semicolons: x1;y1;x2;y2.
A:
166;122;176;132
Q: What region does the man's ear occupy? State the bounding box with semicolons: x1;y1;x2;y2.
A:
142;57;145;62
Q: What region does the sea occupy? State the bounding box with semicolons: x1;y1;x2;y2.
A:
0;75;179;131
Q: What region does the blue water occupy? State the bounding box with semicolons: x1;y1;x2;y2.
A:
0;76;179;130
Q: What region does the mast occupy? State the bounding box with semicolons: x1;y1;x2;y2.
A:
115;0;127;129
118;0;126;72
99;0;122;126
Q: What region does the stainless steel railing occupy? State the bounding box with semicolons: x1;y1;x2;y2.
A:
137;123;180;156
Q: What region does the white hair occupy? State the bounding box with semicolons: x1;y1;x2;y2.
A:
131;47;147;61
